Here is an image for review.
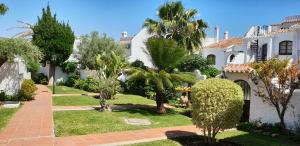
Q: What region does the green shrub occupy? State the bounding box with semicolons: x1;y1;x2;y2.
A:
65;73;80;87
191;78;244;143
237;122;259;132
202;67;221;78
61;62;78;74
83;77;99;92
130;60;147;70
177;55;210;72
74;79;85;89
32;73;48;85
18;79;37;101
0;92;5;101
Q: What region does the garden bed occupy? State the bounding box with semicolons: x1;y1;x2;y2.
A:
53;108;192;137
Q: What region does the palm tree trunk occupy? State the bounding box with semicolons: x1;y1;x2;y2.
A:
156;91;166;114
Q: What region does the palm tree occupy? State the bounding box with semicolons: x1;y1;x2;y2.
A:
143;1;208;53
0;3;8;15
8;21;34;39
124;37;196;114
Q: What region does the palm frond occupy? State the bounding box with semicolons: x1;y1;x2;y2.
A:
170;72;196;84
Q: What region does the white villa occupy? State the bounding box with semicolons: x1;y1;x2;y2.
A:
128;15;300;129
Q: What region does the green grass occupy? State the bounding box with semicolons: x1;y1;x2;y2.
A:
48;86;88;94
107;94;155;105
0;107;19;131
52;96;99;106
125;130;298;146
53;108;192;137
52;94;155;106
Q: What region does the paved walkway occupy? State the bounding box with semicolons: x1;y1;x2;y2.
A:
0;85;199;146
0;85;54;146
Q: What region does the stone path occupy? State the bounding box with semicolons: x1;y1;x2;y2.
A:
0;85;54;146
0;85;199;146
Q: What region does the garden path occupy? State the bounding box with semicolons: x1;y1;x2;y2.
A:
0;85;54;146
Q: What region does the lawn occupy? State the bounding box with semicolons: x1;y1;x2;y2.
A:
53;108;192;137
48;86;88;94
0;107;19;131
52;94;155;106
125;130;298;146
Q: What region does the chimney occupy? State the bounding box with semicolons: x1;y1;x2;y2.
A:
224;31;229;40
214;26;220;43
121;31;128;38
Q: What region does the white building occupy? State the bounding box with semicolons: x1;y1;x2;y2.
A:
212;15;300;129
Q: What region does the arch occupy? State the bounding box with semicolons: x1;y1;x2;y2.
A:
229;54;235;63
234;80;251;100
261;43;268;61
279;41;292;55
207;54;216;65
235;80;251;122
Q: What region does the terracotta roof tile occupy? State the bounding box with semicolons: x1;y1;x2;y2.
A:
224;64;253;73
207;38;243;49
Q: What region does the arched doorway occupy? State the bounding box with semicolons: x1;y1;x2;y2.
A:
235;80;251;122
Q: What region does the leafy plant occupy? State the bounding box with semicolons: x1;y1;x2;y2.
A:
177;55;210;72
202;67;220;78
0;3;8;15
32;73;48;85
18;79;37;101
61;62;78;74
65;73;80;87
191;78;244;143
125;37;196;114
250;59;300;132
0;38;42;67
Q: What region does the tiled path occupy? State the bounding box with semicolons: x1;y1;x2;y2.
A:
0;85;54;146
0;85;199;146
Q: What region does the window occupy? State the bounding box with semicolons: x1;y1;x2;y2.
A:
207;54;216;65
229;54;235;62
279;41;292;55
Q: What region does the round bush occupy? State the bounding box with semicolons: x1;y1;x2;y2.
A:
18;79;37;101
191;78;244;142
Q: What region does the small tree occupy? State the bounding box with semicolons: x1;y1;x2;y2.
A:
125;37;196;114
250;59;299;132
0;3;8;15
0;38;42;67
32;5;75;82
191;78;244;143
78;32;125;70
95;51;127;111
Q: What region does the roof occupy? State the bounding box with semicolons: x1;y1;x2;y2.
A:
271;20;300;26
119;37;133;42
207;38;243;49
224;64;253;73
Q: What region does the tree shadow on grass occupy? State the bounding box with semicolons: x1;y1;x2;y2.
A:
164;131;241;146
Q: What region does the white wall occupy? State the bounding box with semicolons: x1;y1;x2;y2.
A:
226;72;300;129
202;48;226;70
0;58;29;95
129;28;154;68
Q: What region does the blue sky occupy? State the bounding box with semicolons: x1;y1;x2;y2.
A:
1;0;300;40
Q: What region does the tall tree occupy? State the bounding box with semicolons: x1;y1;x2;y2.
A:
125;37;196;114
0;3;8;15
32;5;75;81
78;31;125;70
144;1;208;53
250;59;300;132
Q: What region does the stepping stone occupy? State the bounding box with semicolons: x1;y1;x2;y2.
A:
3;101;20;108
124;118;151;125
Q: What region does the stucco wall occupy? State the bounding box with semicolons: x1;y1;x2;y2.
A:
0;58;29;95
129;28;154;68
226;72;300;129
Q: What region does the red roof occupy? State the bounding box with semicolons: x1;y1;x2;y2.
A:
207;38;243;49
224;64;253;73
